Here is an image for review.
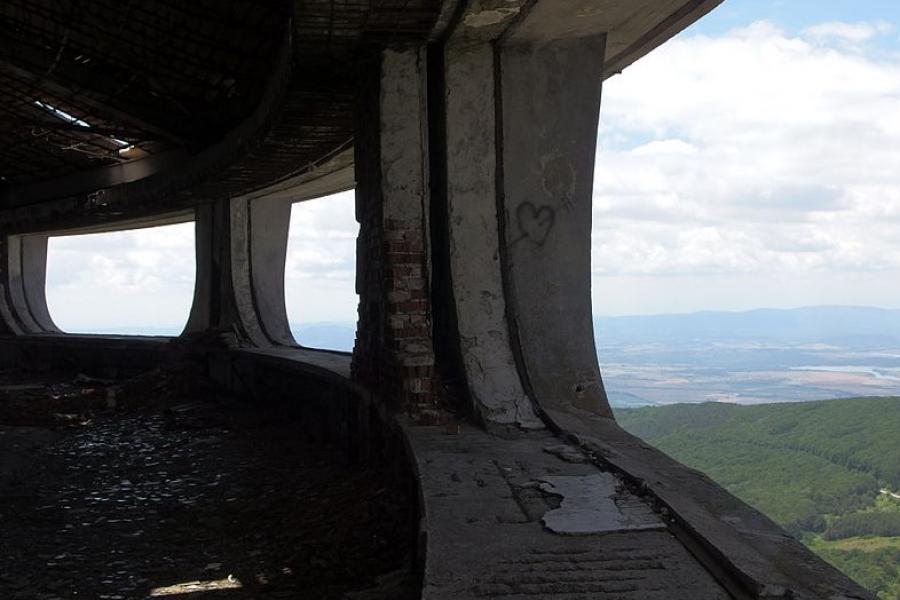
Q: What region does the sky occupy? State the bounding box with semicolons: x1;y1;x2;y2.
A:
592;0;900;315
45;0;900;331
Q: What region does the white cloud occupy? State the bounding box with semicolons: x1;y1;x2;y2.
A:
803;21;893;44
592;20;900;314
46;222;196;331
44;192;360;331
284;191;359;323
43;19;900;327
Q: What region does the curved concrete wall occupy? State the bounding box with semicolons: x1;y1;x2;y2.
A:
249;198;295;346
434;4;611;426
443;38;542;430
0;234;60;335
0;193;326;350
185;198;295;348
498;33;611;418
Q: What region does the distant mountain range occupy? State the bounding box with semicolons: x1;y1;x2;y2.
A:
594;306;900;349
285;305;900;354
285;310;900;408
69;305;900;350
291;322;356;351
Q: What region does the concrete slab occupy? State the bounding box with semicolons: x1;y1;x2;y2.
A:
404;424;730;599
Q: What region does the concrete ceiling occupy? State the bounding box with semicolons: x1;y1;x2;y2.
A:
0;0;722;232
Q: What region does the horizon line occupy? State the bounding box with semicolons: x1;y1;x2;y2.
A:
56;303;900;331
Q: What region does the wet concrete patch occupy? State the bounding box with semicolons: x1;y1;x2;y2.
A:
538;474;664;535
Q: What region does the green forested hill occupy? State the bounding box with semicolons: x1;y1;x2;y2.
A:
617;397;900;599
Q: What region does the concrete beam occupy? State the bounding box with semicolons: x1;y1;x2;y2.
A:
249;197;294;346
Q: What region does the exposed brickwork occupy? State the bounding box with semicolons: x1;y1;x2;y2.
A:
384;216;438;413
351;49;441;420
354;212;439;417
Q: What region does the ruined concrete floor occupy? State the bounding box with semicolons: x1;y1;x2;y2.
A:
406;425;732;599
0;369;415;600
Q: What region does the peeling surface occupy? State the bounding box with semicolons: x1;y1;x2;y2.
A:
539;474;664;535
445;43;542;431
463;8;520;28
408;426;731;599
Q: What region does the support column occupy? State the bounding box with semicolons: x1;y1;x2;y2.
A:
352;48;439;416
434;4;613;429
350;7;612;425
442;30;543;430
0;233;60;335
183;196;293;347
498;32;611;418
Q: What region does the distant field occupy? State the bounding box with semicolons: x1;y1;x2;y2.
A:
602;361;900;407
813;536;900;552
617;397;900;598
809;536;900;599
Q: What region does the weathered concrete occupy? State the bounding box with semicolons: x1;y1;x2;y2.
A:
184;197;294;347
248;197;294;346
498;32;611;418
3;235;42;334
549;409;877;600
0;234;58;335
538;474;664;535
444;37;542;431
406;425;731;599
0;334;174;378
19;235;58;333
352;48;439;415
0;332;878;598
436;3;610;426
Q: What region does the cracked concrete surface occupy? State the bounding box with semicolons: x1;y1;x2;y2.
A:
405;425;730;599
538;474;664;535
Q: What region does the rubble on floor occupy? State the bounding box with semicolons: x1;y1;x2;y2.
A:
0;366;416;600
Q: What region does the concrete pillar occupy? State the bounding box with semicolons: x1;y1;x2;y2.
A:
442;36;543;430
352;48;439;416
430;4;612;428
349;5;612;426
0;233;60;335
184;196;293;347
498;33;610;419
249;197;294;345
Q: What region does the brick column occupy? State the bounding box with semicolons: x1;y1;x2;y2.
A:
352;47;439;418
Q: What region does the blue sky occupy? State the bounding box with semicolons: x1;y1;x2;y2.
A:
45;1;900;330
692;0;900;39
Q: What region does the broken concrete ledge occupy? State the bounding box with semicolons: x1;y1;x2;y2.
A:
543;407;874;600
0;334;175;378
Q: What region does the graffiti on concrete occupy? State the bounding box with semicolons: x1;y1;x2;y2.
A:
513;201;555;246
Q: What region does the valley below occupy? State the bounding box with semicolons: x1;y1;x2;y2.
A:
601;346;900;407
617;397;900;598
